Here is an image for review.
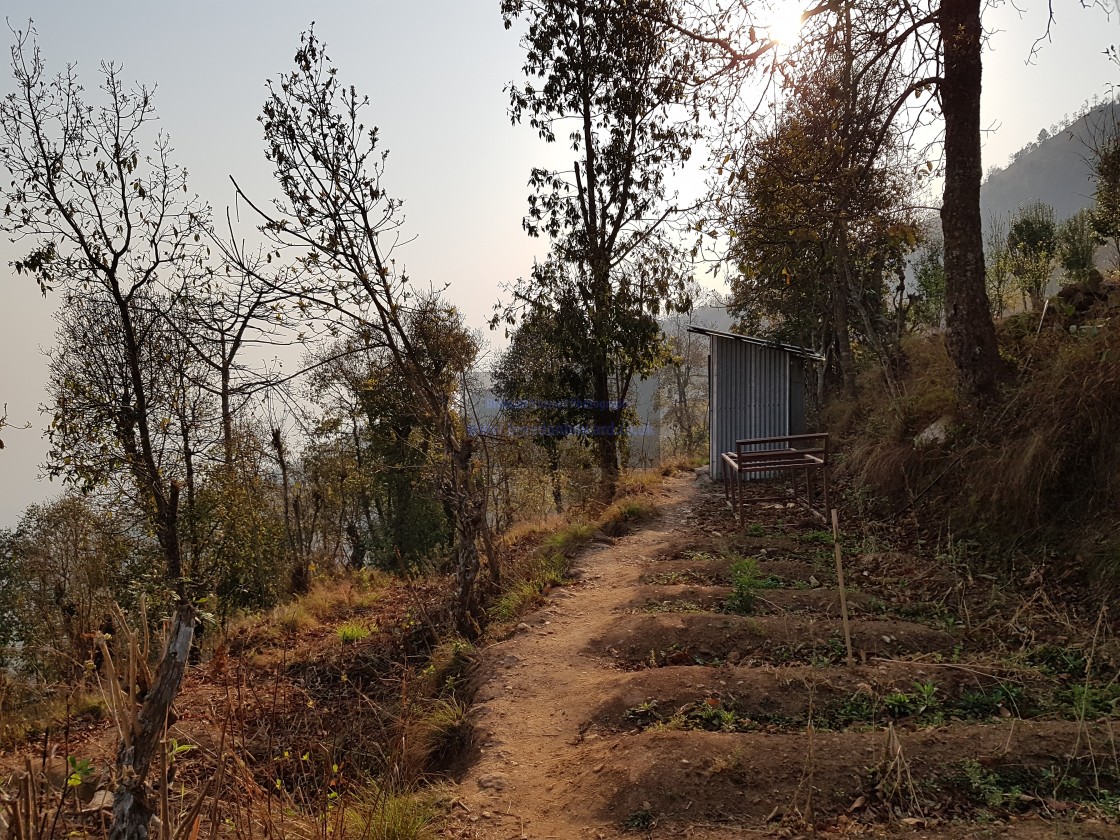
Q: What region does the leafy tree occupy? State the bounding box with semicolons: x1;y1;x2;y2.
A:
723;39;916;393
305;304;475;570
912;237;946;328
984;214;1014;317
191;428;287;620
0;30;205;839
658;300;711;459
4;496;139;680
499;0;696;495
656;0;1007;400
1007;201;1056;308
1091;124;1120;268
1057;209;1100;284
493;294;595;513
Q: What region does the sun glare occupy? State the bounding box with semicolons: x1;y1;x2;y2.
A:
767;5;805;47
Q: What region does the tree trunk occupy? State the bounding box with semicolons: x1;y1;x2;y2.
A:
448;434;483;638
830;269;857;396
591;364;620;498
109;604;196;840
940;0;1005;402
547;445;564;514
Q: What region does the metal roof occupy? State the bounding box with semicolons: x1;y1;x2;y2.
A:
686;325;825;361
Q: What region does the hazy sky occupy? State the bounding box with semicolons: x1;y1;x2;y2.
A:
0;0;1116;526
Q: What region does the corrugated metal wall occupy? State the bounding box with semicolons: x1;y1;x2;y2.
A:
708;336;791;480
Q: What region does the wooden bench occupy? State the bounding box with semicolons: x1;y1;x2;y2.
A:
721;433;830;526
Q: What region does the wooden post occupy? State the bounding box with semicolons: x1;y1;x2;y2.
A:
831;509;855;668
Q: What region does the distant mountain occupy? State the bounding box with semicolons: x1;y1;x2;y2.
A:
980;100;1118;228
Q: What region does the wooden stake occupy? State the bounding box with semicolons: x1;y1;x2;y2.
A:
831;509;855;668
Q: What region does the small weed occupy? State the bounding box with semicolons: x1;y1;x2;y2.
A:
1026;644;1088;678
624;701;662;726
684;698;739;732
818;692;878;730
937;614;962;634
912;681;940;716
797;530;834;545
724;556;781;615
274;602;319;634
746;523;765;537
957;758;1018;809
624;808;655;830
953;685;1023;719
642;599;703;614
1068;683;1119;719
338;621;372;644
349;786;434;840
683;550;720;563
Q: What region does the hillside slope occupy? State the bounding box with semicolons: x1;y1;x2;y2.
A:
981;101;1117;225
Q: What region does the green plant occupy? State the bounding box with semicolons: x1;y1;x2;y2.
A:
1026;644;1088;678
956;759;1019;809
746;523;765;537
686;699;738;732
912;681;940;717
275;602;319;634
797;530;834;546
624;700;662;727
724;556;780;615
350;787;434;840
725;558;760;614
882;691;914;718
66;756;94;788
403;697;471;775
642;599;703;614
624;808;655;830
338;621;372;644
818;692;878;730
1068;684;1118;719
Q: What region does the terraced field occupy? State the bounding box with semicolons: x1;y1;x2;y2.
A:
448;472;1120;839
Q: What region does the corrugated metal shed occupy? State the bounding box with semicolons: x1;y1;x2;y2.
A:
687;327;822;480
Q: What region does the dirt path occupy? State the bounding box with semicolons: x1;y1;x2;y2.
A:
447;473;1120;839
451;473;729;839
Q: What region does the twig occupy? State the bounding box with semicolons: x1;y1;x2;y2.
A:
831;509;855;668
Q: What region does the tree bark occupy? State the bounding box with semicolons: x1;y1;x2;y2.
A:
940;0;1006;402
109;604;196;840
830;267;857;396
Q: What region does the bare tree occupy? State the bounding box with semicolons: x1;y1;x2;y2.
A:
0;28;205;840
229;30;490;635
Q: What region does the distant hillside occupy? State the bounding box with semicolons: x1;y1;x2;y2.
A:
981;100;1118;228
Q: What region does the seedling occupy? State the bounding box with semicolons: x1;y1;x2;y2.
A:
912;681;940;716
338;621;371;644
883;691;914;718
624;808;655;830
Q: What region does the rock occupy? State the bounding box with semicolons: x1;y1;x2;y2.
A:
515;622;532;633
477;773;508;791
83;790;114;812
914;418;949;447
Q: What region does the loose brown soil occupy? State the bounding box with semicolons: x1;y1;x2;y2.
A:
446;473;1120;839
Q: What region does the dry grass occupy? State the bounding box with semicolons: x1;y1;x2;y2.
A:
834;320;1120;591
0;681;107;749
488;471;662;626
